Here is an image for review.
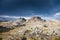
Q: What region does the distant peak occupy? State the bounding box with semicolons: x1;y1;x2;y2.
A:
19;18;26;21
27;16;43;22
32;16;41;19
31;16;42;20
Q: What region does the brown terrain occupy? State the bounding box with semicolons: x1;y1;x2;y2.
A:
0;16;60;40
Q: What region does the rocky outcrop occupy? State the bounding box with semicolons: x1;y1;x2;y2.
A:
0;18;26;28
12;18;26;26
27;16;43;22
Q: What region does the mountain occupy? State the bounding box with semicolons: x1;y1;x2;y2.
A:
0;17;26;28
11;18;26;26
26;16;46;28
8;16;60;40
0;16;60;40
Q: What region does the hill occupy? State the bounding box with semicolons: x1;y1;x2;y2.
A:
0;16;60;40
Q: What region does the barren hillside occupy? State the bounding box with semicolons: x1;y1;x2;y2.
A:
0;16;60;40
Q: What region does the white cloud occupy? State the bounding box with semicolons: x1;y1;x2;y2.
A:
0;15;31;19
53;13;60;20
41;17;55;20
54;13;60;17
0;14;60;20
0;15;20;19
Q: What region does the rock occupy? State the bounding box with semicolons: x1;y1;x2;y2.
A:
28;16;43;22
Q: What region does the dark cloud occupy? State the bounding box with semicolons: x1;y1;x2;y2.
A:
0;0;60;16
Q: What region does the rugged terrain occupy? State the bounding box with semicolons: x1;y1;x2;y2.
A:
0;16;60;40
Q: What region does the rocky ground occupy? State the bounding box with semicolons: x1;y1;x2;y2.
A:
0;16;60;40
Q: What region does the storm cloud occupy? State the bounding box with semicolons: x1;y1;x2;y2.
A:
0;0;60;20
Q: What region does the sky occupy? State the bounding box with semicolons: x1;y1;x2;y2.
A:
0;0;60;20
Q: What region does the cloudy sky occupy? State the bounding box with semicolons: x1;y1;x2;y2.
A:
0;0;60;20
